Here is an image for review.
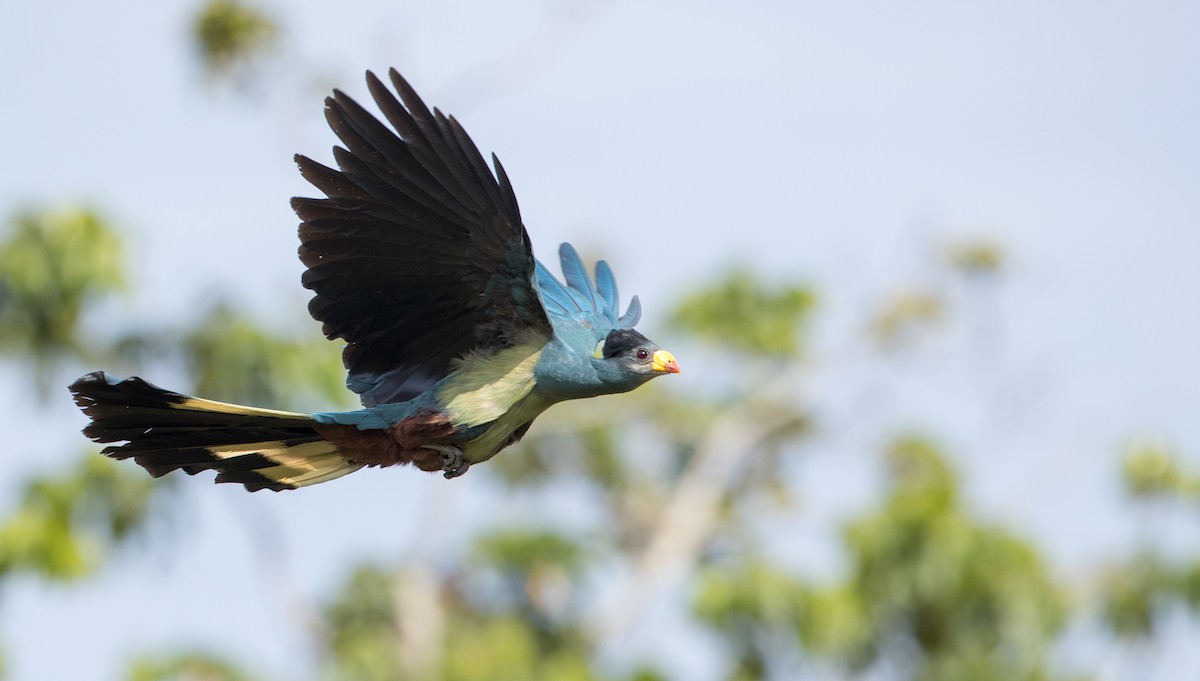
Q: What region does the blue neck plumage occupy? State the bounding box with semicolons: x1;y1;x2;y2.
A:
533;336;643;401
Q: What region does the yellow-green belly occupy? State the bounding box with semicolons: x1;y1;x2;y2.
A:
433;342;551;464
460;392;552;464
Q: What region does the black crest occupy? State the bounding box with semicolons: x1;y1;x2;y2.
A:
602;329;649;359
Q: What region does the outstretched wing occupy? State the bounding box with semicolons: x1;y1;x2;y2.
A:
293;69;552;407
535;243;641;340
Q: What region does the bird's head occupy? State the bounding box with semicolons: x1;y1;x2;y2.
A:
591;328;680;392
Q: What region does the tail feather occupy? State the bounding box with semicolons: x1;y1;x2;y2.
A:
69;371;363;492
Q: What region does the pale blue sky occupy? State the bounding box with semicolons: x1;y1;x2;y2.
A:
2;1;1200;679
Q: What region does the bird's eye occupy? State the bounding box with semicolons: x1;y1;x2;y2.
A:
636;348;649;360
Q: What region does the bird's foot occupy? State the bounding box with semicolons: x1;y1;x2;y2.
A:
424;444;470;479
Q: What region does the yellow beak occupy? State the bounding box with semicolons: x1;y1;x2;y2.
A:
651;349;681;374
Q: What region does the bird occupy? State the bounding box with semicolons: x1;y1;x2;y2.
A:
68;68;679;492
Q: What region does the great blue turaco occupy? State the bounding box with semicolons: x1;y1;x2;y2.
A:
69;69;680;492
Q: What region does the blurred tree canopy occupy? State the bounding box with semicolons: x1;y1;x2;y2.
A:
2;6;1199;680
697;437;1068;681
0;208;124;387
193;0;278;81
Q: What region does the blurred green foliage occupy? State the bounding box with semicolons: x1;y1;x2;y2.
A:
672;269;815;357
0;456;161;581
847;438;1067;680
1120;441;1200;499
472;530;588;578
695;561;851;676
871;289;942;344
0;207;124;383
1099;443;1200;640
1100;554;1163;639
0;459;167;681
318;548;659;681
1100;552;1200;639
181;303;351;411
126;651;260;681
192;0;278;79
946;240;1004;277
696;437;1069;681
319;565;401;681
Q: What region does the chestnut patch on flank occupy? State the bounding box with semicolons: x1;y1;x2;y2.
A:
314;409;459;471
390;409;458;449
313;423;401;466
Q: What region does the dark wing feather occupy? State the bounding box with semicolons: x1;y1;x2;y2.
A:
293;69;552;406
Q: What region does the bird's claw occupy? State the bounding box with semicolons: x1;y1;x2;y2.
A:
426;444;470;479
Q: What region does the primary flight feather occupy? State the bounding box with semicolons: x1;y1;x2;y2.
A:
68;69;679;491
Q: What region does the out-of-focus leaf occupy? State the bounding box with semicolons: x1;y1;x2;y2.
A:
1100;555;1165;639
441;614;601;681
471;530;580;621
125;651;259;681
672;270;816;357
696;436;1069;679
698;570;859;677
918;650;1079;681
321;564;402;681
0;456;162;581
947;240;1004;277
181;303;351;411
578;426;625;491
192;0;278;78
472;530;587;577
885;435;957;508
697;561;853;655
626;669;667;681
1121;442;1183;498
0;207;125;386
1174;560;1200;613
491;435;560;487
318;560;632;681
871;289;942;344
846;437;1066;673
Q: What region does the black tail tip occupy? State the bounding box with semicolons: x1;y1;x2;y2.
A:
69;369;109;388
68;371;187;417
69;370;116;407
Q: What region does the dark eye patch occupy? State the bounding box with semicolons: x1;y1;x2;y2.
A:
602;328;650;359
